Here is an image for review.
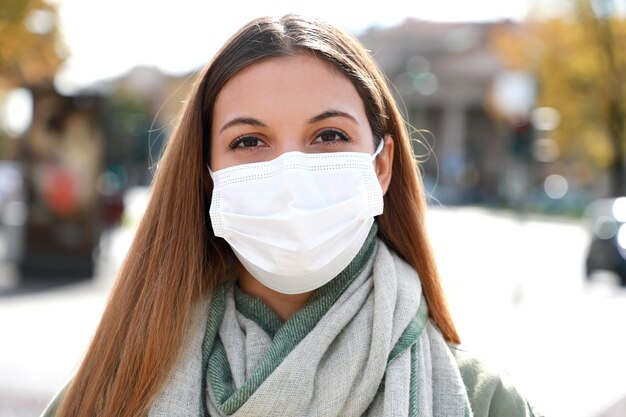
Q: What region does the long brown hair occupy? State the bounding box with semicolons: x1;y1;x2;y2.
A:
56;14;460;417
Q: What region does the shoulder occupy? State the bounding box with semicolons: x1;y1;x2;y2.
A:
449;344;544;417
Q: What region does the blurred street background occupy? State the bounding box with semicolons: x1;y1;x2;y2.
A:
2;0;626;416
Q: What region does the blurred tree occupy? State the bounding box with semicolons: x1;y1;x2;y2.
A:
0;0;66;159
0;0;66;87
491;0;626;196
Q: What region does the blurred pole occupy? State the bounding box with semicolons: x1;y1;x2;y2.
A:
490;71;537;215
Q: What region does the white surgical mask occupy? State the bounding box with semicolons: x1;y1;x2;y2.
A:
208;140;384;294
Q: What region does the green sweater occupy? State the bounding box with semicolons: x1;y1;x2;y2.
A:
451;345;542;417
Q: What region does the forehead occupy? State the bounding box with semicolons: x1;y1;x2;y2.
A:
212;54;366;124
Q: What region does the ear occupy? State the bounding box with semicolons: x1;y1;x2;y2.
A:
375;134;394;195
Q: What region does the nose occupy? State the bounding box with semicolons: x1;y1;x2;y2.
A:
272;138;307;156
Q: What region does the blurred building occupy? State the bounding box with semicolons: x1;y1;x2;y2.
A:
360;20;509;205
358;18;608;216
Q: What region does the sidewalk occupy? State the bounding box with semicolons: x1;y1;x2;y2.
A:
0;186;146;417
0;228;129;417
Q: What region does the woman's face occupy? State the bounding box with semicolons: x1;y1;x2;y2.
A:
210;54;382;171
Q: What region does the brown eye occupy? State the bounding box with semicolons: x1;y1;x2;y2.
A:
313;129;350;144
229;135;263;150
320;132;339;142
241;137;259;147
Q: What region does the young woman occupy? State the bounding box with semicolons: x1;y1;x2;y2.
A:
43;14;539;417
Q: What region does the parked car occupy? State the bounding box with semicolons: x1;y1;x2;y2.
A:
584;197;626;286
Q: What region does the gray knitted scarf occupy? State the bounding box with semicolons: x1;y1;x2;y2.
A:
149;228;472;417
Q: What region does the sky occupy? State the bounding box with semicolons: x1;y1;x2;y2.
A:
49;0;532;93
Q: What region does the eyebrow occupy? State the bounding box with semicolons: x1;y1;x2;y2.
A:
307;110;360;126
218;109;359;134
219;117;267;134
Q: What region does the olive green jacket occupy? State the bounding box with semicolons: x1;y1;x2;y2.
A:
451;345;542;417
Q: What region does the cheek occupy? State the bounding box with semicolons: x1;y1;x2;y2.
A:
209;151;230;172
208;126;231;171
209;141;230;171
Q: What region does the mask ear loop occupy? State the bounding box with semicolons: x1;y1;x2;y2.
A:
206;164;215;179
371;138;385;160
